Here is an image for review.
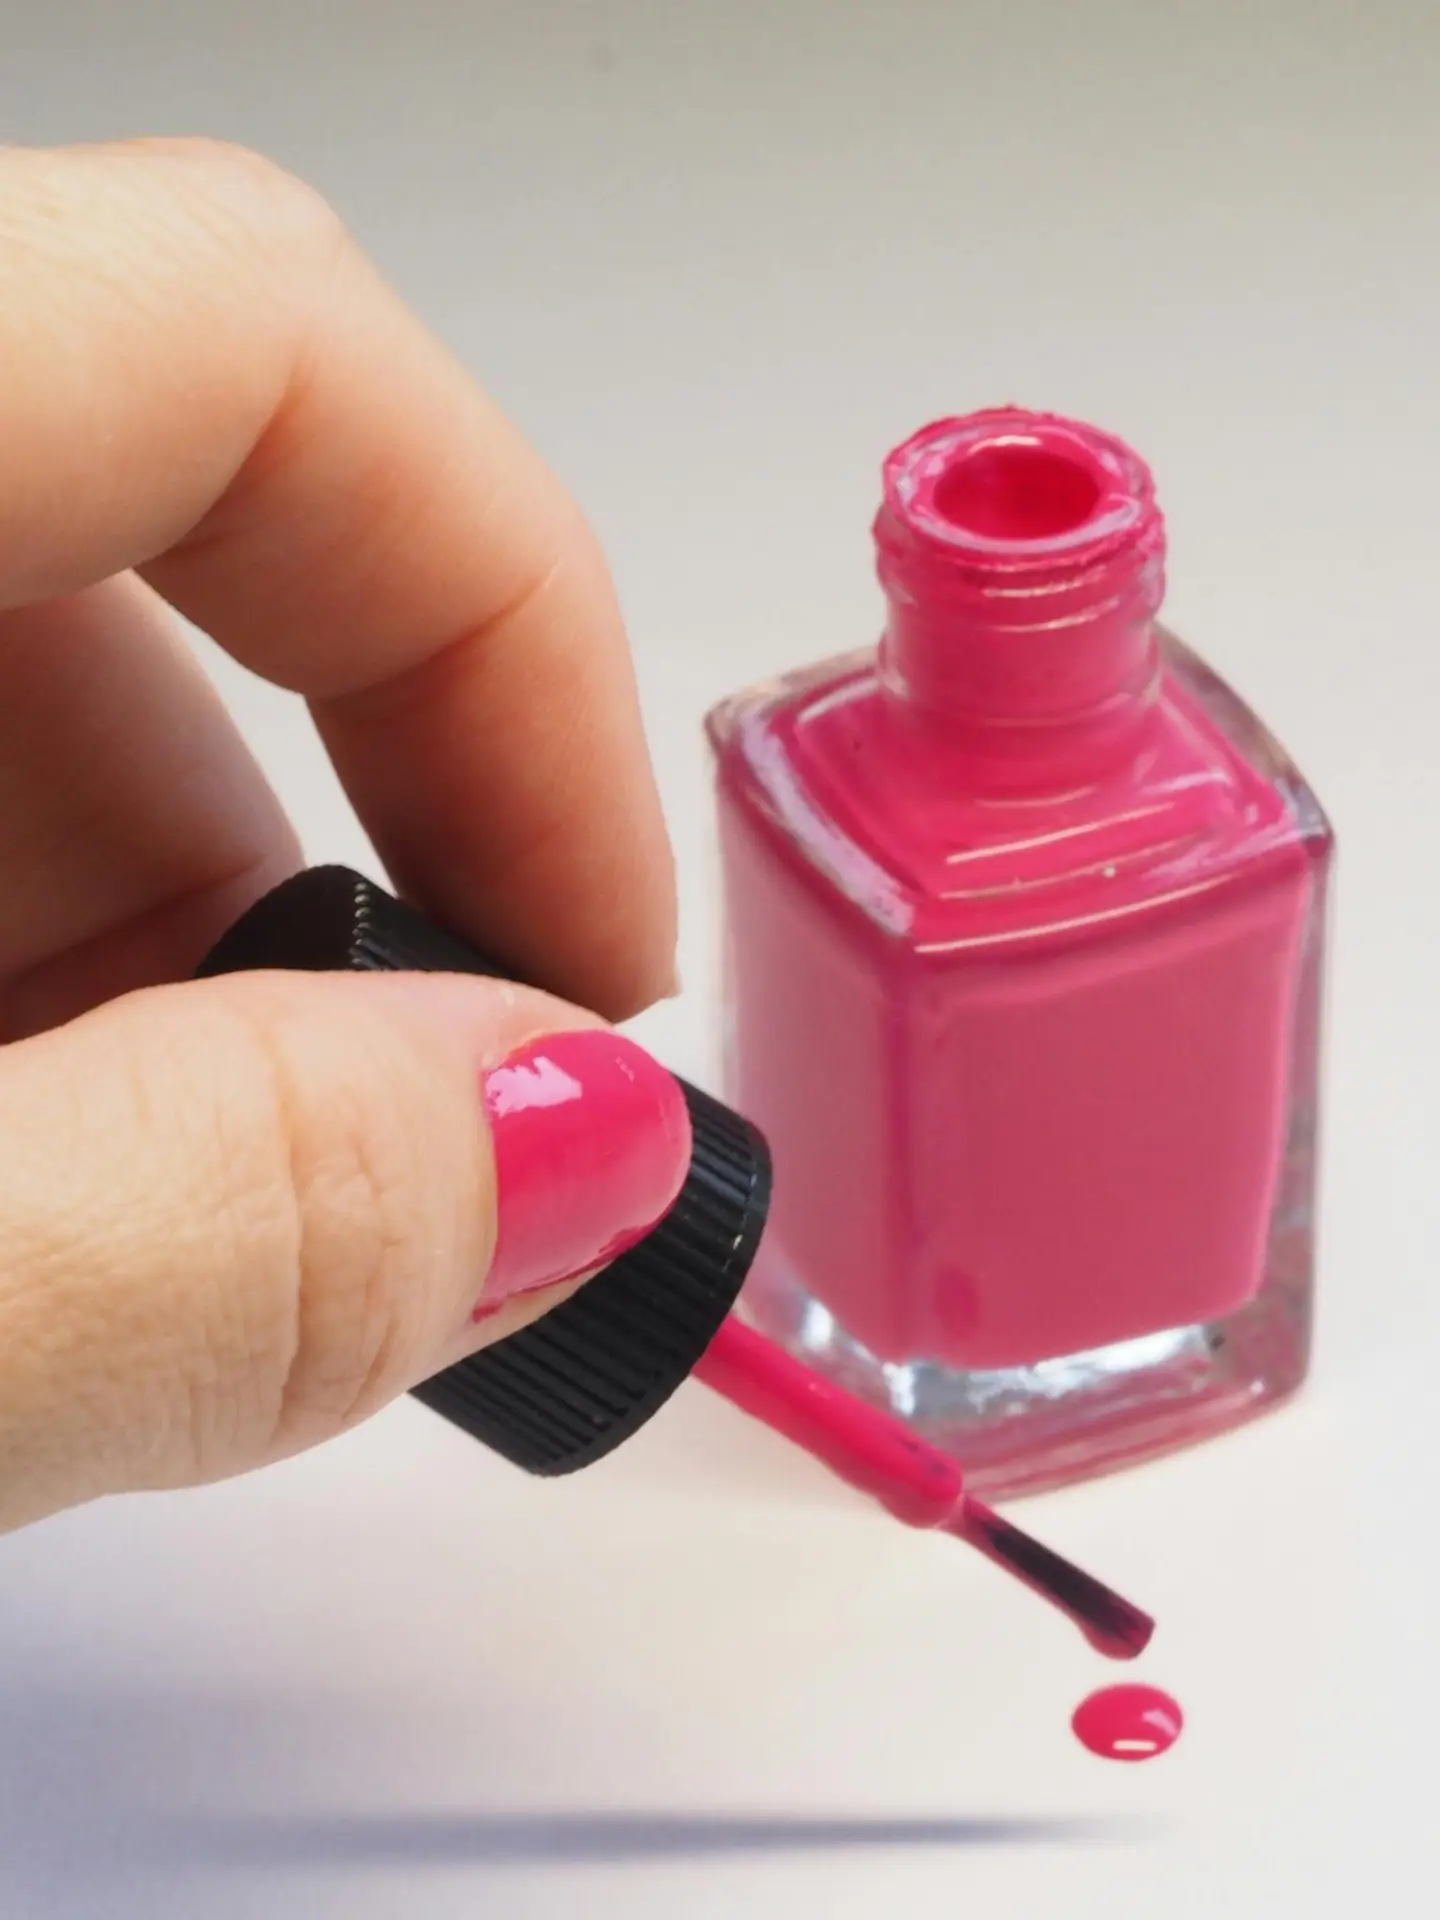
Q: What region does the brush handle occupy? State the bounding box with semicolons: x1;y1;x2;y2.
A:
692;1317;963;1527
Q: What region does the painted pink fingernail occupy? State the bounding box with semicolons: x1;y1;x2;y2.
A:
474;1031;692;1318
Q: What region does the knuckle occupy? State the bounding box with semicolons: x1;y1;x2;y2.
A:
0;138;349;359
246;995;446;1445
142;138;348;287
0;982;461;1520
54;987;447;1477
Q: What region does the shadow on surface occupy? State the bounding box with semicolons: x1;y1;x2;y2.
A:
0;1675;1152;1902
157;1808;1136;1869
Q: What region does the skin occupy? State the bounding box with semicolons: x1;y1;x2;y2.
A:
0;138;678;1532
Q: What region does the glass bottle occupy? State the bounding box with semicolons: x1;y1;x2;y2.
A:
707;409;1332;1497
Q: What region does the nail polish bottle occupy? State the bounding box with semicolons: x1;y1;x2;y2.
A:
707;409;1332;1497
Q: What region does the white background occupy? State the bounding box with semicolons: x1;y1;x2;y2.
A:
1;2;1435;1914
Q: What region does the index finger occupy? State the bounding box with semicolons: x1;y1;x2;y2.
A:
0;139;675;1018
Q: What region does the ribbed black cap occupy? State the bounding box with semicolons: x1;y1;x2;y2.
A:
197;867;771;1475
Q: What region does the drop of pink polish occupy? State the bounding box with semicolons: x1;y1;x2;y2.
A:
1071;1684;1183;1761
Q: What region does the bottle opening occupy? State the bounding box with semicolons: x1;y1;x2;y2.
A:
931;437;1105;543
873;409;1167;751
880;410;1155;564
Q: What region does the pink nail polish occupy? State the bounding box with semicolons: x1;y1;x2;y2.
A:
476;1032;693;1314
708;409;1332;1496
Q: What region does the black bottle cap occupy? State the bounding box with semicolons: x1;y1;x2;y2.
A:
197;867;771;1476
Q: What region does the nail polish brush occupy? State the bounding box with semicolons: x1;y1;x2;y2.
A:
199;867;1154;1661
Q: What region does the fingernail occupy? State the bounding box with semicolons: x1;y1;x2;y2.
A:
475;1031;692;1316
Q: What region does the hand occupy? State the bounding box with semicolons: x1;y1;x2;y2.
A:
0;138;688;1532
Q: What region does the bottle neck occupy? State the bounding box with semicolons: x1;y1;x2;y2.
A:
872;411;1166;790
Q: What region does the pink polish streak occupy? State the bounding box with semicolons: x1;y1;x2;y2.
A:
693;1316;1153;1660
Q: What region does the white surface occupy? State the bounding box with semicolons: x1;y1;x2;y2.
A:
1;2;1436;1914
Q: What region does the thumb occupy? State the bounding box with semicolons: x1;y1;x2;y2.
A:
0;970;691;1531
